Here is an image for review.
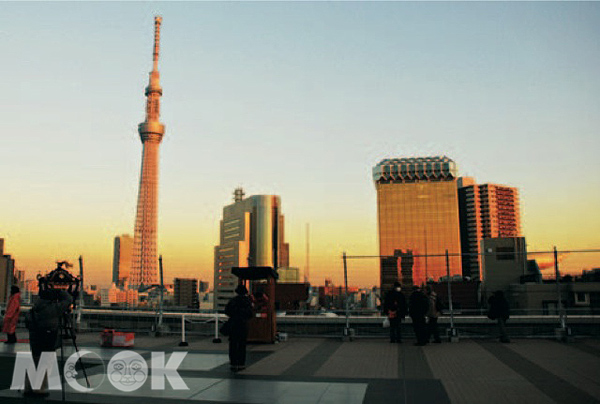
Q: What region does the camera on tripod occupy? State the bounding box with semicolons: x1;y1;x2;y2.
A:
37;261;81;304
31;260;90;399
36;261;82;340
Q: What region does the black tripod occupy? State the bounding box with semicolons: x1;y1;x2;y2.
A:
58;311;90;402
36;261;90;401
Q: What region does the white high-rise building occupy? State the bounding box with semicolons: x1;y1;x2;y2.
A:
213;188;289;310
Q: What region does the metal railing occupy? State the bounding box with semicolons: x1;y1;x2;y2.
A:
15;307;599;340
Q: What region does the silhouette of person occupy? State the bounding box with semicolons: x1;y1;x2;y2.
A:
383;282;407;343
3;286;21;344
425;286;442;343
488;290;510;343
225;284;254;371
409;286;429;346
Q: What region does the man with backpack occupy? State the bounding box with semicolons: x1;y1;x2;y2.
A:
24;288;72;397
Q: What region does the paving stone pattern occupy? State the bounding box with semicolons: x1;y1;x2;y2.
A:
1;334;599;404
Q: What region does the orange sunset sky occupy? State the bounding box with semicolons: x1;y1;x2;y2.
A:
1;3;599;287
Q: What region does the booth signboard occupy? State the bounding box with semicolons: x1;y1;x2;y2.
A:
231;267;278;343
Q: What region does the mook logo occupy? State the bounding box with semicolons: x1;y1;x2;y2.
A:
10;350;188;393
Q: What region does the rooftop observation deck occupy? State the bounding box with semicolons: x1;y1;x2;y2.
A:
1;328;599;404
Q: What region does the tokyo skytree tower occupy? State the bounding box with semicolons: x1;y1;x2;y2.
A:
130;16;165;289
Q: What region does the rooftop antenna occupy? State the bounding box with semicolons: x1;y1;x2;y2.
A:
234;187;245;203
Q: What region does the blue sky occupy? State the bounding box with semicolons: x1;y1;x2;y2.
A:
1;2;599;286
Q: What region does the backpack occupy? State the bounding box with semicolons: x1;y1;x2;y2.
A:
435;297;444;312
25;300;61;333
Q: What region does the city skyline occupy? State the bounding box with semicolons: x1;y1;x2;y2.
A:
1;3;599;287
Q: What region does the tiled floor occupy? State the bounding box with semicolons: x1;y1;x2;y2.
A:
1;335;599;404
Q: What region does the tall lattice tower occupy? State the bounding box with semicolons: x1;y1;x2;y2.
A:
130;16;165;289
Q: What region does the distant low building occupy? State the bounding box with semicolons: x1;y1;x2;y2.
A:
277;267;300;283
509;281;600;314
274;283;309;311
174;278;199;310
199;291;214;310
481;237;528;299
430;280;481;311
199;281;209;293
0;239;15;304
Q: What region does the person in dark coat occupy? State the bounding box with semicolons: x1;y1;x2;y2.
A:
225;284;254;371
25;288;72;397
488;290;510;343
383;282;407;343
425;285;442;343
409;286;430;346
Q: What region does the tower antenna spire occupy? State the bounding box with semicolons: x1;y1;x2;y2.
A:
153;16;162;72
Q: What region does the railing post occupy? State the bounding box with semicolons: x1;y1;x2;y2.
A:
179;314;188;347
446;250;458;342
554;246;570;342
213;310;222;343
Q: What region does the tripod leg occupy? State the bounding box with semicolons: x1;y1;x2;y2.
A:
60;334;66;402
67;326;90;388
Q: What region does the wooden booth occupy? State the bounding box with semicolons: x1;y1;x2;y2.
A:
232;266;278;343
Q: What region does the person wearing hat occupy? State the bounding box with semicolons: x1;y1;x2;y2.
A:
3;285;21;344
225;284;254;371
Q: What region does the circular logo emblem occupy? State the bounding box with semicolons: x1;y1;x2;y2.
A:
107;351;148;392
64;349;105;393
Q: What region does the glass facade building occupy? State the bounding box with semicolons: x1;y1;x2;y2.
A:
213;189;289;310
374;157;463;292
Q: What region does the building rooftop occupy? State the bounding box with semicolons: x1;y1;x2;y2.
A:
1;332;599;403
373;156;458;184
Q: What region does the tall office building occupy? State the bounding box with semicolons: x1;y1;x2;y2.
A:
373;157;463;292
130;17;166;289
112;234;134;286
458;180;521;281
213;188;289;310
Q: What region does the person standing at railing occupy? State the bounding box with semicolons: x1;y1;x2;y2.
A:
3;286;21;344
383;282;407;343
409;286;430;346
488;290;510;343
425;286;442;343
225;285;254;372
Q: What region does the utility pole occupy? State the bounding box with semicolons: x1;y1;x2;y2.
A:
77;256;84;329
158;255;164;331
554;246;569;341
342;252;353;341
446;250;458;342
